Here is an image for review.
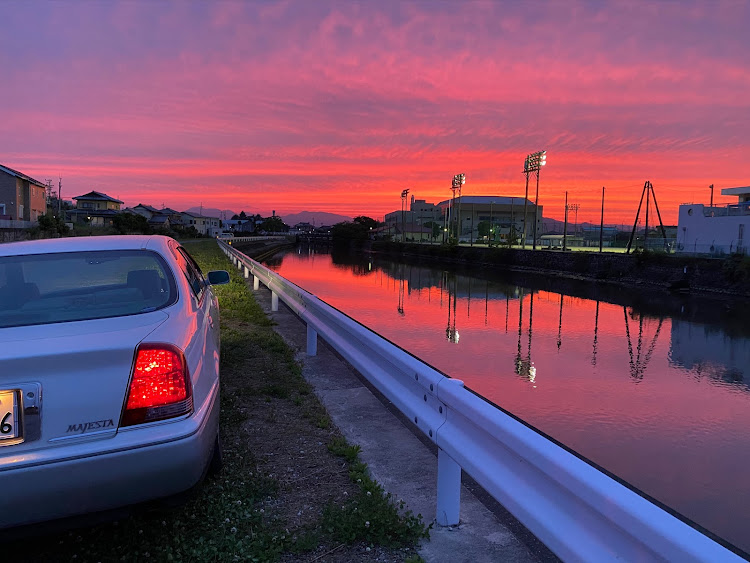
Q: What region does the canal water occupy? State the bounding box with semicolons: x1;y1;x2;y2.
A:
266;246;750;553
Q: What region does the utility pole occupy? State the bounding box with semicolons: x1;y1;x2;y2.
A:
567;203;580;238
58;177;62;216
411;194;415;242
709;184;714;208
45;179;53;207
470;203;474;247
596;186;604;253
563;191;569;251
400;189;410;243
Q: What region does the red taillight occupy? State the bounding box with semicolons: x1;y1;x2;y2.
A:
121;344;193;427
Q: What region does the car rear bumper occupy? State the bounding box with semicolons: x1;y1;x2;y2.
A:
0;386;219;529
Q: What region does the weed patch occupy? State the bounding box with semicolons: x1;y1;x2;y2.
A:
323;436;430;547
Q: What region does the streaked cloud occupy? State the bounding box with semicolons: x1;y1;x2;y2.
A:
1;1;748;222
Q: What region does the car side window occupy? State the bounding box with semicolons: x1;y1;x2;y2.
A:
176;247;205;302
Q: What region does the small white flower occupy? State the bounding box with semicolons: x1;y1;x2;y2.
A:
231;527;237;534
225;518;230;523
365;521;370;528
366;491;372;496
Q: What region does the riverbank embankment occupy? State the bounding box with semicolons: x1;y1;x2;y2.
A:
368;241;750;297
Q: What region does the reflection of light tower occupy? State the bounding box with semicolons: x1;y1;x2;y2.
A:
400;189;410;243
445;274;459;343
514;292;536;383
523;150;547;250
450;173;466;240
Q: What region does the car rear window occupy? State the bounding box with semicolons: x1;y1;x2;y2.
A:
0;250;177;328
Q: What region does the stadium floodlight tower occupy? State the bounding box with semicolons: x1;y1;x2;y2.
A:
522;150;547;250
451;173;466;240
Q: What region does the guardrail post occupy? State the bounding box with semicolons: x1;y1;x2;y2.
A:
271;291;279;311
237;261;242;270
307;325;317;356
244;266;249;278
253;275;260;291
436;448;461;526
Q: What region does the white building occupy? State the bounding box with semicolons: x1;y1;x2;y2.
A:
384;195;541;244
676;186;750;255
181;211;221;237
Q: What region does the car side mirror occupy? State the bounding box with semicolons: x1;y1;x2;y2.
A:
207;270;230;285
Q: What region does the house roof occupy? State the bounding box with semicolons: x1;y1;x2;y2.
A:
68;208;119;216
0;163;48;188
134;203;160;213
72;191;124;204
148;215;170;225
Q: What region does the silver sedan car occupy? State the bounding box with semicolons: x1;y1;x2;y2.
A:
0;235;228;529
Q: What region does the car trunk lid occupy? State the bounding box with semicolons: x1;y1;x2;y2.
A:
0;312;169;455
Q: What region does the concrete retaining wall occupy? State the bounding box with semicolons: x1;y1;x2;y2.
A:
369;242;750;296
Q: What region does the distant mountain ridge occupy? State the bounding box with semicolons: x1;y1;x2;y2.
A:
281;211;352;226
184;207;352;226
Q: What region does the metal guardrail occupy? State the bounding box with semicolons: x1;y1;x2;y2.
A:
216;235;292;243
218;240;742;562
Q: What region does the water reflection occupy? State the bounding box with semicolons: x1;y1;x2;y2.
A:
623;309;664;381
669;320;749;388
270;246;750;552
311;245;750;391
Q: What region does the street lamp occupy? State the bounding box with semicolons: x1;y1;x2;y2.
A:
451;173;466;240
400;189;410;243
522;150;547;250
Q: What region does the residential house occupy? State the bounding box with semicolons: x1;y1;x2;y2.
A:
127;204;183;230
70;191;123;227
160;208;184;227
222;218;255;233
147;214;172;230
0;163;48;224
181;211;220;236
129;203;161;220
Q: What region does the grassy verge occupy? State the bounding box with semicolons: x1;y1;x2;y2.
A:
6;240;427;562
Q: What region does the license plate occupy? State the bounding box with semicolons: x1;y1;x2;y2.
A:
0;390;20;443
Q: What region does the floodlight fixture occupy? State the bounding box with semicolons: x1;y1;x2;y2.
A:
450;173;466;240
522;150;548;250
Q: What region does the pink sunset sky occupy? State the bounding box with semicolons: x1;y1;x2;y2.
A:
1;1;749;224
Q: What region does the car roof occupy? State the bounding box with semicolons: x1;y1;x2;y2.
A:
0;235;175;257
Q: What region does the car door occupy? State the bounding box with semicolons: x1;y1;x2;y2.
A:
172;246;219;407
